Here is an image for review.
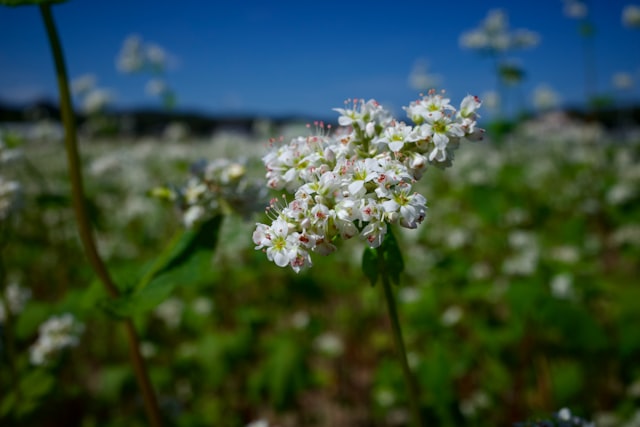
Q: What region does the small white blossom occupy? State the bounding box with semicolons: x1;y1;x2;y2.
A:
0;282;31;322
622;5;640;28
30;313;84;366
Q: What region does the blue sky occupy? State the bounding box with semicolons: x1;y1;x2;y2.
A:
1;1;639;120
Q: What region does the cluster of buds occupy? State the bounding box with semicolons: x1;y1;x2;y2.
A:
253;91;483;272
152;158;267;228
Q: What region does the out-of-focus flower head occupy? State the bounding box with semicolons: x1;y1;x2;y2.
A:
563;0;589;20
612;71;635;90
29;313;84;366
253;91;483;272
532;84;561;111
152;157;268;228
622;4;640;28
0;282;31;323
117;34;174;74
0;137;22;220
459;9;540;54
408;58;442;91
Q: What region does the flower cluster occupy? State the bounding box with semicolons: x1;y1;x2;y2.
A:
253;91;483;272
152;158;267;228
0;282;31;323
459;9;540;53
29;313;84;366
0;137;22;221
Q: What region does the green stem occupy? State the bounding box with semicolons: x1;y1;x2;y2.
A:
378;249;424;426
39;5;163;427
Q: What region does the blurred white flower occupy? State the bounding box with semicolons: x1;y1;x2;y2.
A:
612;72;634;90
550;273;574;299
154;297;184;329
549;245;580;264
30;313;84;366
117;34;145;73
0;282;31;322
607;183;636;205
313;332;344;357
291;310;310;329
191;297;213;316
622;5;640;28
82;88;113;114
398;286;421;304
532;84;561;111
441;305;463;326
245;419;269;427
71;73;96;96
145;78;168;97
0;176;21;220
459;390;490;417
408;58;441;91
460;9;539;53
502;231;539;276
563;0;588;19
140;341;158;359
375;387;396;407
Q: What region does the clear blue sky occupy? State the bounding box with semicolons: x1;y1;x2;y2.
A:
1;1;639;119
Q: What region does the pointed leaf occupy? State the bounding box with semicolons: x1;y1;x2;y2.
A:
382;227;405;286
361;246;379;286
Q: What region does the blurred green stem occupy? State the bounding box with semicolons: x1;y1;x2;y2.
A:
378;248;424;427
39;4;163;427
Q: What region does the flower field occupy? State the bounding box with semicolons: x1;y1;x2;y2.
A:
2;110;639;426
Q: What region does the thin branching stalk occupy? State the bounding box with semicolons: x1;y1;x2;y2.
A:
39;4;163;426
378;248;424;427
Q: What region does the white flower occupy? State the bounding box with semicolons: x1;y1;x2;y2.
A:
30;313;84;366
622;5;640;28
0;282;31;323
460;9;539;53
254;93;482;271
154;297;184;329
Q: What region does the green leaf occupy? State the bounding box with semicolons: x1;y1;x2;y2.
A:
381;227;404;286
0;0;67;6
362;247;379;286
100;215;223;317
361;227;405;287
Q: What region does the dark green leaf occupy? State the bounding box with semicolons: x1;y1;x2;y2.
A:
100;216;223;317
361;247;378;286
382;227;404;285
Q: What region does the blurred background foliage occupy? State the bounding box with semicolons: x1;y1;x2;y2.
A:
1;111;639;426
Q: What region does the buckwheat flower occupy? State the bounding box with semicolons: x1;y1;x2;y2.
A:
30;313;84;366
254;92;482;271
71;73;96;96
460;9;539;53
155;157;267;228
0;282;31;323
0;176;21;220
82;88;112;114
245;419;269;427
622;5;640;28
117;34;145;73
563;0;588;19
154;297;184;329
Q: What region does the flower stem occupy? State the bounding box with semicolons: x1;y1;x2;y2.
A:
39;5;163;426
378;249;424;426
